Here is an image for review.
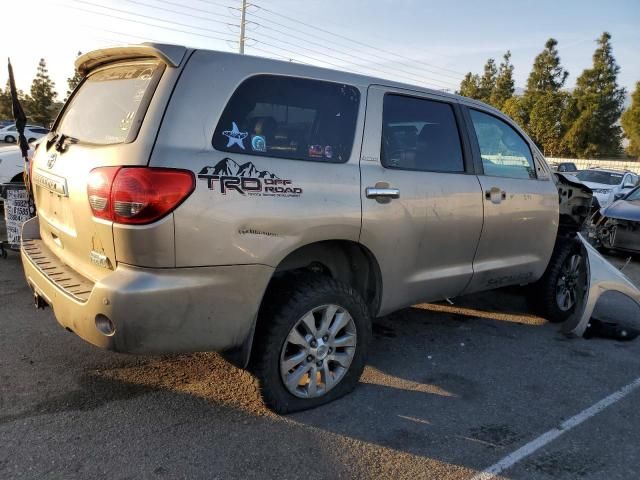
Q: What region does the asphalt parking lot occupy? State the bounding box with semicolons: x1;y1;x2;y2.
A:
1;239;640;479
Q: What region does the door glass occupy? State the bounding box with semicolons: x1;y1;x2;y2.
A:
381;94;464;173
469;109;536;179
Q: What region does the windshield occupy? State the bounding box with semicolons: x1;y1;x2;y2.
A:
626;188;640;201
56;61;162;145
576;170;624;186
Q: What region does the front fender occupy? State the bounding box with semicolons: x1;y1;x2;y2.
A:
562;234;640;336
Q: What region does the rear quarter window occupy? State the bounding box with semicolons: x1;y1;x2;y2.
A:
213;75;360;163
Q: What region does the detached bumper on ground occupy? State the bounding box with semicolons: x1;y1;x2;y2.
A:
21;217;273;354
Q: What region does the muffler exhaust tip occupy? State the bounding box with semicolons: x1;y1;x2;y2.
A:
95;314;116;337
33;292;47;310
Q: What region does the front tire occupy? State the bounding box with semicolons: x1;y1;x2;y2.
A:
250;274;371;414
4;135;16;143
531;237;585;323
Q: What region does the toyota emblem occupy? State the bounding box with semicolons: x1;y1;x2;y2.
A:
47;153;57;169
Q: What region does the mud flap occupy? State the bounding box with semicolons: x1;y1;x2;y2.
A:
562;234;640;337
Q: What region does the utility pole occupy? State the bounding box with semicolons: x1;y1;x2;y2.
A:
239;0;247;54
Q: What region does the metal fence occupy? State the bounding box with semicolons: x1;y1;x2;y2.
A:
546;157;640;174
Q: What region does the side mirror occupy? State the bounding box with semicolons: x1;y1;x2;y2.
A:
614;193;625;201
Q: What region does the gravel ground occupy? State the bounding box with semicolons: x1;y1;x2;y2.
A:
1;234;639;479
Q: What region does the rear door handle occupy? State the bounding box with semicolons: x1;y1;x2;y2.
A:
485;187;506;204
366;186;400;204
366;187;400;199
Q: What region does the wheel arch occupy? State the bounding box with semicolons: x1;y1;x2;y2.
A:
9;172;25;183
224;239;383;369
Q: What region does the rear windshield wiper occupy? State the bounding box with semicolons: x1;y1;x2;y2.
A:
47;132;79;153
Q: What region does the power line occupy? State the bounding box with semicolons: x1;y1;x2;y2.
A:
248;31;457;90
126;0;235;24
150;0;237;20
69;0;236;39
190;0;239;10
59;1;236;43
250;12;463;83
254;3;467;78
249;40;451;90
248;21;459;89
248;45;311;65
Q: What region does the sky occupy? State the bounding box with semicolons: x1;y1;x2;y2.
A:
1;0;639;99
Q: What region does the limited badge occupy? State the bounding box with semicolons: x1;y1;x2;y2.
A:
251;135;266;152
324;146;333;159
222;122;248;149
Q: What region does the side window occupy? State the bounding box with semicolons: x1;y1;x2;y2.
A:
381;94;464;173
213;75;360;163
469;109;536;179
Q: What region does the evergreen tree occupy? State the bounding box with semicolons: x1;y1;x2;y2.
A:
527;92;574;156
458;72;482;100
478;58;497;102
489;51;515;109
520;38;570;153
0;82;12;120
621;81;640;158
526;38;568;94
0;80;30;121
29;58;58;126
502;96;527;126
564;33;626;157
66;51;84;101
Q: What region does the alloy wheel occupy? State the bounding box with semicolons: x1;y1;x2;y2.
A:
279;304;357;399
556;253;583;311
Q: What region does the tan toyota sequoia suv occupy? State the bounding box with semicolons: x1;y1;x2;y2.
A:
21;43;593;413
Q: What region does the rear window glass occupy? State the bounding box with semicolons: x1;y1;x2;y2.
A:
576;170;624;186
56;61;162;145
213;75;360;163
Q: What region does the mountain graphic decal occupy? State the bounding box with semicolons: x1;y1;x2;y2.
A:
197;158;301;197
198;158;279;179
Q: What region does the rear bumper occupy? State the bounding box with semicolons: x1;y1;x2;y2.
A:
21;230;273;354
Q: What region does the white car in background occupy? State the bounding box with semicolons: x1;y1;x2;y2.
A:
575;169;639;208
0;145;27;185
0;124;49;144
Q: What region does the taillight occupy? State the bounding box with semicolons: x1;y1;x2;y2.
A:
88;167;119;220
87;167;195;225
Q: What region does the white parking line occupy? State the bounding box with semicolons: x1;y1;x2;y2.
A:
470;376;640;480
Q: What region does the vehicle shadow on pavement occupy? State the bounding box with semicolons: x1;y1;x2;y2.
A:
3;253;640;479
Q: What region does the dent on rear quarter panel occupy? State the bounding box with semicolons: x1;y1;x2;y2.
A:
112;214;176;268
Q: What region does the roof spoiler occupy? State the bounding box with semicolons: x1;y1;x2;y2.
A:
75;43;187;74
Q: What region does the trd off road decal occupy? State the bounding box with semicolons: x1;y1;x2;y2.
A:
198;158;303;197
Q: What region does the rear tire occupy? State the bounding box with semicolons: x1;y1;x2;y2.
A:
250;273;371;414
530;237;585;323
4;135;15;143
